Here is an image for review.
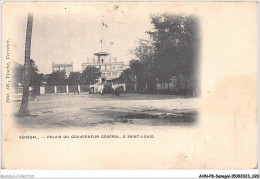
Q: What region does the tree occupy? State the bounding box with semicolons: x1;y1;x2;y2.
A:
129;59;146;91
67;72;81;85
113;68;135;84
130;14;199;95
46;70;66;86
148;14;199;94
29;59;44;87
131;39;157;92
18;13;33;117
81;66;101;85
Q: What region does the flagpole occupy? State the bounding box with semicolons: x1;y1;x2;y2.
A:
100;21;102;52
101;19;108;52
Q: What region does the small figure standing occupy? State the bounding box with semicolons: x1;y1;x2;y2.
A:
74;86;79;95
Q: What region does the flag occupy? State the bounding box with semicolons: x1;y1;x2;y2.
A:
102;22;108;28
113;5;124;13
113;5;119;10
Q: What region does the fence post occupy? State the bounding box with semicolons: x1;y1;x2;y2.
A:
66;85;69;94
78;85;80;93
123;83;126;92
54;85;57;94
40;86;45;95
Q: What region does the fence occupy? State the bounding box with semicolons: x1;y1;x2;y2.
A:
45;85;54;94
80;85;89;92
68;85;76;93
156;75;196;95
13;85;90;95
13;87;23;94
57;86;66;93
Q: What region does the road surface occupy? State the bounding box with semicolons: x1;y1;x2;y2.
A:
13;93;198;129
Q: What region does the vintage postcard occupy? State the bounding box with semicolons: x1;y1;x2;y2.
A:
1;1;258;169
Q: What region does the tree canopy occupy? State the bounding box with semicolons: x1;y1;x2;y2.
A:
29;59;44;87
46;70;66;85
43;66;101;86
148;14;199;81
81;66;101;85
67;72;81;85
113;68;135;84
118;14;199;94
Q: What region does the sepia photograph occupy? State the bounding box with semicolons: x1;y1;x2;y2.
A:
13;10;199;129
1;1;258;174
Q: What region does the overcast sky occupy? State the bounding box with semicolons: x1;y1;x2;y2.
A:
3;2;257;94
6;2;163;74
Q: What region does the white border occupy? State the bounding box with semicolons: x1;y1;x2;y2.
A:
0;169;259;178
0;0;259;178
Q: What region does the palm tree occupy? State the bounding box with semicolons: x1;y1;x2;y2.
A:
18;13;33;117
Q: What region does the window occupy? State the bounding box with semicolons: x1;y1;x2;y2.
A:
118;65;123;70
53;67;59;71
65;66;72;72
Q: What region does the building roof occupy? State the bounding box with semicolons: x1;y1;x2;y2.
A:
82;61;123;66
52;62;73;67
94;52;109;56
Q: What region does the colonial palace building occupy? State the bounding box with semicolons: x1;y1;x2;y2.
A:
82;52;125;82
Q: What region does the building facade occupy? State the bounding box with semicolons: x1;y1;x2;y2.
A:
82;52;125;82
52;62;73;77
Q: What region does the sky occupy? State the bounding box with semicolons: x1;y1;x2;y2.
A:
5;2;160;74
3;2;258;96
